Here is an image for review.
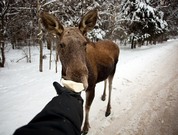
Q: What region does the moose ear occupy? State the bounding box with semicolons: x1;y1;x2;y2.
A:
40;12;64;36
79;9;98;35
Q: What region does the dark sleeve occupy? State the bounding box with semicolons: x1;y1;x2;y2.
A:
13;92;83;135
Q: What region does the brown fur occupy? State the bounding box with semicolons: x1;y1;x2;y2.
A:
41;10;120;134
87;40;119;82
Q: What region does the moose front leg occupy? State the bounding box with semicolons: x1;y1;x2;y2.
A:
82;88;95;134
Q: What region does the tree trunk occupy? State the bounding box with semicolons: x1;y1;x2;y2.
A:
37;0;43;72
0;43;5;67
131;36;135;49
0;15;5;67
55;39;58;73
49;41;52;70
47;37;52;50
28;41;31;63
39;38;43;72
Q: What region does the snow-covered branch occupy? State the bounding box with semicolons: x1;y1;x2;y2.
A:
42;0;58;7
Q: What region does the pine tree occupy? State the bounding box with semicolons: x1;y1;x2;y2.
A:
120;0;168;47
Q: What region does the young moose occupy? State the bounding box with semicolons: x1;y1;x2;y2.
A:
41;9;120;134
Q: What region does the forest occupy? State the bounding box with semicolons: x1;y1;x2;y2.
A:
0;0;178;69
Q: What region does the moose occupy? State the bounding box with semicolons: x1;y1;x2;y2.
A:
40;9;120;134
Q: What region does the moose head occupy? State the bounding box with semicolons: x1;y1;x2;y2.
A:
40;9;98;91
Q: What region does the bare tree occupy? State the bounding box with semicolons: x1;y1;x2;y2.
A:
0;0;10;67
37;0;43;72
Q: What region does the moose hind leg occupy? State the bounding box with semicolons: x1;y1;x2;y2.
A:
101;79;107;101
82;88;95;134
105;75;114;117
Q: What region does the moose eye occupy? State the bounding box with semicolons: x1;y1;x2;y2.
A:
83;41;88;46
83;42;88;51
59;43;65;48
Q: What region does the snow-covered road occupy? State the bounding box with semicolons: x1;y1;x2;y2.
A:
0;40;178;135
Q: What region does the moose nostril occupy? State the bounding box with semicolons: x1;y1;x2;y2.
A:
59;43;65;48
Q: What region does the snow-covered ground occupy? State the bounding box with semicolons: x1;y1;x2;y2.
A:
0;40;178;135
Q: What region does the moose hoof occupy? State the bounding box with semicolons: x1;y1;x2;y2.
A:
101;95;106;101
105;111;111;117
81;130;88;135
82;128;89;135
82;124;90;135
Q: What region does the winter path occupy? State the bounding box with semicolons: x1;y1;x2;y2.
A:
0;40;178;135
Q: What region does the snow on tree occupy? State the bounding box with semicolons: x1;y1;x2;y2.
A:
42;0;106;40
150;0;178;37
120;0;168;48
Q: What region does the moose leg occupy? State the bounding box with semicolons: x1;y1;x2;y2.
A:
101;79;107;101
105;75;114;117
82;88;95;134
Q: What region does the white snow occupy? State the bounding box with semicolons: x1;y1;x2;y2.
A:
0;40;178;135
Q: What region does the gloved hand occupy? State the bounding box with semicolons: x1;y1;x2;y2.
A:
13;82;84;135
53;81;83;105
